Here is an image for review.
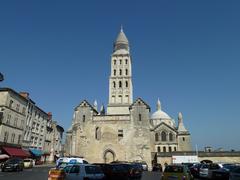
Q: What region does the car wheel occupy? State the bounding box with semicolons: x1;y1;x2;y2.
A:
16;166;20;172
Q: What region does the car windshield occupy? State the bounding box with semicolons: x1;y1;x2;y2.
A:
202;164;209;168
58;162;68;169
85;166;102;174
6;159;21;163
64;165;72;173
223;164;236;171
165;166;183;173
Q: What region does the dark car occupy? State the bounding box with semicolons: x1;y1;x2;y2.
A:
211;164;237;180
2;158;24;172
152;163;162;172
229;166;240;180
189;163;202;178
95;163;142;180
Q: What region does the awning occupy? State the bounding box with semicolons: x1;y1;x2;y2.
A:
2;147;30;158
0;154;9;160
29;148;43;157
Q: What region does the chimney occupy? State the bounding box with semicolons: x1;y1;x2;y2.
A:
19;92;29;99
48;112;52;120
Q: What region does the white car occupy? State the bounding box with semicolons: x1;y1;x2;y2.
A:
199;163;223;179
64;164;105;180
23;158;34;168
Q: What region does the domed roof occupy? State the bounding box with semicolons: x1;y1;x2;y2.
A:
113;26;129;52
115;26;129;44
151;99;171;120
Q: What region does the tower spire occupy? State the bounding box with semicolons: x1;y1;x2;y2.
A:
178;112;188;132
114;26;129;52
157;98;161;110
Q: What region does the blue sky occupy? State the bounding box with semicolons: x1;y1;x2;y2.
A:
0;0;239;150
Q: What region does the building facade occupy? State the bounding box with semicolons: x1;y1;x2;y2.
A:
0;88;63;162
66;28;192;168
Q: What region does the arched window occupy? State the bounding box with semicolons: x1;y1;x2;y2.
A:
169;133;173;141
139;114;142;121
120;59;122;64
113;81;116;88
125;59;128;64
163;146;166;152
161;131;167;141
155;133;159;141
119;69;122;75
157;146;161;153
125;81;128;87
95;127;101;140
125;69;128;75
169;147;172;152
174;147;177;151
182;137;185;141
114;60;116;65
83;115;85;122
113;69;116;76
119;81;122;88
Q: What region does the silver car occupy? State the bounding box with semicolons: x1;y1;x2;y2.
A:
64;164;105;180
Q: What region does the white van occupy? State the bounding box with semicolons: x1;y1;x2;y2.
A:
56;157;88;167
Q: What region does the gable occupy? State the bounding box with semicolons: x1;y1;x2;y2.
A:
129;97;151;110
75;100;98;114
152;122;177;133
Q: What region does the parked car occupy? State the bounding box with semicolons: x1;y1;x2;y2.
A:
48;167;66;180
211;164;237;179
23;158;34;168
133;161;148;171
35;160;43;165
229;166;240;180
207;163;223;179
95;163;142;180
152;163;162;172
189;163;202;178
56;157;88;167
1;158;24;172
64;164;105;180
199;163;210;178
162;164;193;180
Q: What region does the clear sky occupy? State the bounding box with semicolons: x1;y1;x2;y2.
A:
0;0;239;150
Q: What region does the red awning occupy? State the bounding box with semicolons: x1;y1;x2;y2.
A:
2;147;30;158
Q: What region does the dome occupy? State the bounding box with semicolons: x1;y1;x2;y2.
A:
151;99;171;120
151;110;171;120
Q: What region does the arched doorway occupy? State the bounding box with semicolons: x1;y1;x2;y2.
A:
103;149;115;163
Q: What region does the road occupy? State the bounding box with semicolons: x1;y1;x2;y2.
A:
0;166;50;180
0;166;162;180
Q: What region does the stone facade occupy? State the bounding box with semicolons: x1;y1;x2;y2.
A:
66;28;192;169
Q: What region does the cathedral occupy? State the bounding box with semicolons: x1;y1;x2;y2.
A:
65;28;192;168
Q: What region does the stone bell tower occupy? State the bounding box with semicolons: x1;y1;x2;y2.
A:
107;27;133;115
